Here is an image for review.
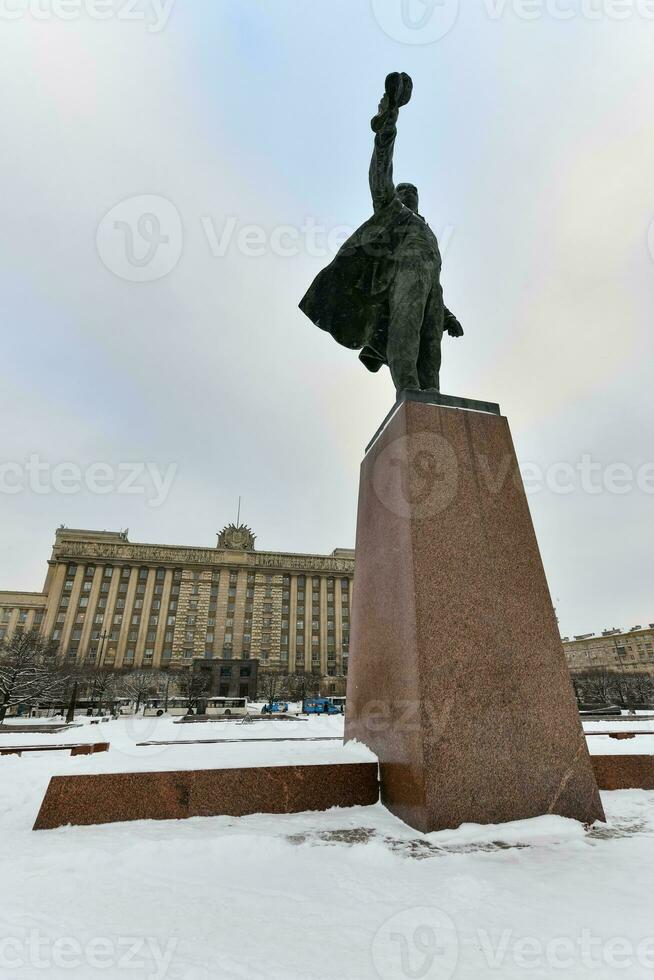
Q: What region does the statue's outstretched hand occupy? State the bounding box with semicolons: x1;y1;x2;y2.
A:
445;312;464;338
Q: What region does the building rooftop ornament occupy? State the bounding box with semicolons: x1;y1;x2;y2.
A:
217;524;256;552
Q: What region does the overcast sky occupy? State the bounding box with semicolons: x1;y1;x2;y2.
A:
0;0;652;637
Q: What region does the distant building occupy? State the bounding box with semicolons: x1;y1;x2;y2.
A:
193;658;259;700
0;526;354;695
563;624;654;676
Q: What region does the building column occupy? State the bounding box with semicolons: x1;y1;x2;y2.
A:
153;569;174;669
231;570;248;660
6;607;19;639
135;568;156;668
59;565;85;659
115;568;138;669
335;577;343;675
78;567;103;663
43;563;67;638
319;576;328;675
306;580;314;670
288;574;298;667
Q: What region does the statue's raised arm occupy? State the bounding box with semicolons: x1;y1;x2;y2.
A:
299;72;463;397
369;73;413;213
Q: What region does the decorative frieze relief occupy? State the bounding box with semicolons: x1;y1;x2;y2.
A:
54;540;354;574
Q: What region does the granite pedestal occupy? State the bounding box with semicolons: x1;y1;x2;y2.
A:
345;393;605;833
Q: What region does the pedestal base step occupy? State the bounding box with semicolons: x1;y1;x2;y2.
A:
592;755;654;791
32;762;380;830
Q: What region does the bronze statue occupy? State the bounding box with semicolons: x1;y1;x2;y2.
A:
299;73;463;395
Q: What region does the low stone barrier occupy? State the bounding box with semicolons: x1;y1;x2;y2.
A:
591;755;654;791
33;762;379;830
1;742;109;758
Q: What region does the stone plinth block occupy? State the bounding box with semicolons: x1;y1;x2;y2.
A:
33;763;379;830
345;396;605;833
592;755;654;791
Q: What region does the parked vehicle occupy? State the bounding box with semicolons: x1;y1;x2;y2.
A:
302;697;342;715
144;697;187;717
143;696;249;718
204;697;249;717
261;702;289;714
329;697;346;712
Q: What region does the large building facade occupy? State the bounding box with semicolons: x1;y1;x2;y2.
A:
0;526;354;692
563;624;654;676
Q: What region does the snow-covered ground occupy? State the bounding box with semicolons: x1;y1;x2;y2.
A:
1;716;654;979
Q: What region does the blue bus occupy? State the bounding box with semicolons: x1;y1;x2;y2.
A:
302;697;343;715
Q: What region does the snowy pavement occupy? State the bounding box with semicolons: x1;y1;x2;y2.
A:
1;716;654;979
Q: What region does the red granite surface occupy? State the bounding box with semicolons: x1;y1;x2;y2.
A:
592;755;654;790
33;762;379;830
345;399;605;833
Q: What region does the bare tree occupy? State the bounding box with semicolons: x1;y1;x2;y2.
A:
570;667;650;709
623;672;654;707
119;670;164;713
83;667;120;714
0;630;62;722
257;670;291;706
176;668;210;712
286;671;317;703
573;668;619;707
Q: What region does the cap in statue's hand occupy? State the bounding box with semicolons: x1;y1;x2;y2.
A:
371;73;413;132
385;72;413;109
